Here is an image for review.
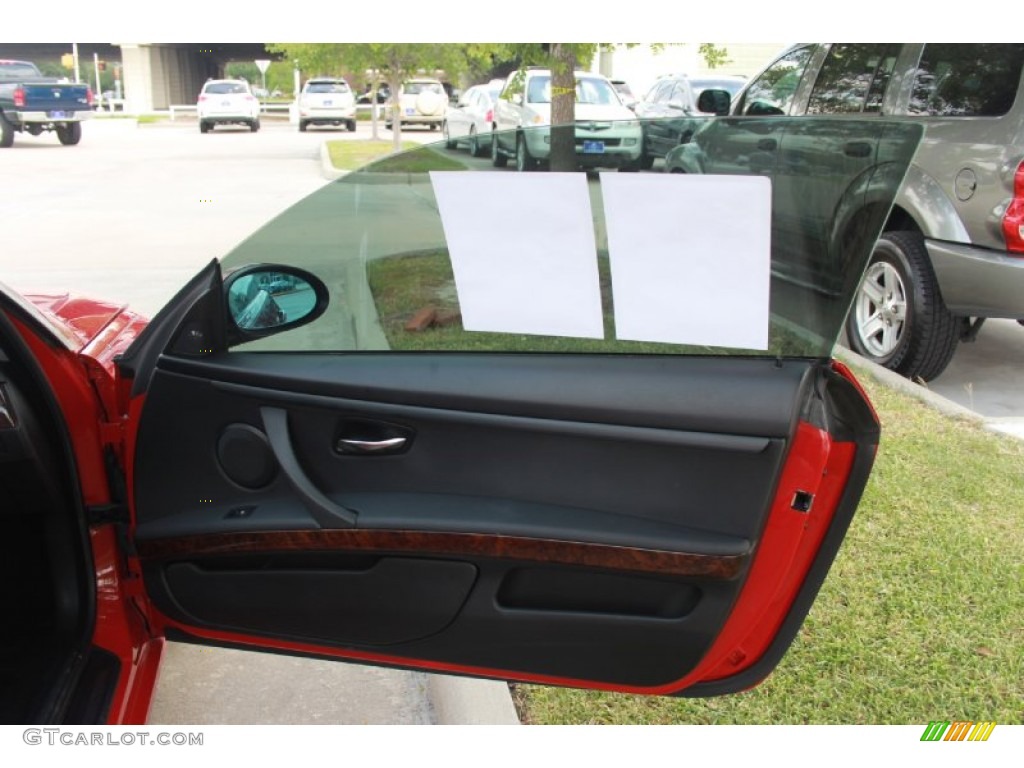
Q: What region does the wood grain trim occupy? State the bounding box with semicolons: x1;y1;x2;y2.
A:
137;530;747;580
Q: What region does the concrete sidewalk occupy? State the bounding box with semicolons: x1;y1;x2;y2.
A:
148;642;520;725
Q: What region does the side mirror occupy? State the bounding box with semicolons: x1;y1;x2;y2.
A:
697;89;732;116
224;265;329;344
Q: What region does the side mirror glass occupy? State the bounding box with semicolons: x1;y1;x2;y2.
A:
697;89;732;116
224;265;329;343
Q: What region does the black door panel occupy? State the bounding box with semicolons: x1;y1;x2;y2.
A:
134;352;827;688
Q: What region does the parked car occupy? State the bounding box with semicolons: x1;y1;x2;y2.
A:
633;74;701;167
492;69;642;171
442;81;502;156
357;84;390;105
297;77;356;132
197;78;260;133
672;43;1024;382
0;59;93;147
384;78;447;130
0;116;924;724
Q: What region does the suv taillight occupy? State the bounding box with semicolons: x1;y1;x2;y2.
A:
485;108;493;123
86;87;94;106
1004;161;1024;254
13;87;25;107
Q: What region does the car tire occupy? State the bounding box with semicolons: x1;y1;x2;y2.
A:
199;120;210;134
468;126;486;158
639;151;654;170
56;122;82;146
845;231;960;382
515;134;535;172
443;121;456;149
385;121;393;130
250;119;260;133
346;120;356;132
491;130;508;168
298;120;308;132
0;114;14;148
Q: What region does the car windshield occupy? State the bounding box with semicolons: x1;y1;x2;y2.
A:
526;76;620;105
204;82;248;95
404;82;443;95
219;117;922;358
307;82;350;94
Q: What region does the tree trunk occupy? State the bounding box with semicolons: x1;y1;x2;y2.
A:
549;44;577;172
369;72;380;141
389;73;403;152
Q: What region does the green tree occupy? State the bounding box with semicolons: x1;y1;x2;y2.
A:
699;44;732;70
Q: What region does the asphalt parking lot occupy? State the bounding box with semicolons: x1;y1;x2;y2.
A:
2;114;1022;721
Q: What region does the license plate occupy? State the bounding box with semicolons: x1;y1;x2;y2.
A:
405;108;415;115
324;100;333;106
221;100;231;107
48;110;68;119
582;140;605;154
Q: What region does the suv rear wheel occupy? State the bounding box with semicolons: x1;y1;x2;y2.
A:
515;134;536;172
845;231;960;382
491;131;508;167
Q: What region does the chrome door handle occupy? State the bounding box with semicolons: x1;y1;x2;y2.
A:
336;436;408;454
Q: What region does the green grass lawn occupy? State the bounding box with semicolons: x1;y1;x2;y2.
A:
325;140;418;170
516;370;1024;724
367;250;812;355
325;140;464;172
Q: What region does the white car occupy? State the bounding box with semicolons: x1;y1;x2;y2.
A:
492;69;642;171
385;79;447;131
297;77;357;132
197;79;261;133
442;81;502;156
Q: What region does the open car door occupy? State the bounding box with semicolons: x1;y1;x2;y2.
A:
121;118;921;695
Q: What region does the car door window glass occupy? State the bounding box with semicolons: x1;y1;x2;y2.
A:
740;46;814;116
807;44;898;114
218;118;921;360
908;43;1024;117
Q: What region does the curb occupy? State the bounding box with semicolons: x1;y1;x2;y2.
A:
834;346;1024;443
834;346;982;423
319;141;349;181
426;674;520;725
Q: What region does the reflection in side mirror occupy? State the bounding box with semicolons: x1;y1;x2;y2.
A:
697;89;732;116
224;266;329;342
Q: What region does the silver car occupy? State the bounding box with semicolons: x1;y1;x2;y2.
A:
675;43;1024;381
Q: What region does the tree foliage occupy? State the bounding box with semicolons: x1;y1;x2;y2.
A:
699;44;732;70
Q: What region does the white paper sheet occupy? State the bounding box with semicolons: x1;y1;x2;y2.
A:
600;173;772;350
429;172;604;339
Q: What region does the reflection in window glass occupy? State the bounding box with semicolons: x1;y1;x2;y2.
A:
742;46;814;116
807;44;898;114
221;118;922;358
909;43;1024;117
